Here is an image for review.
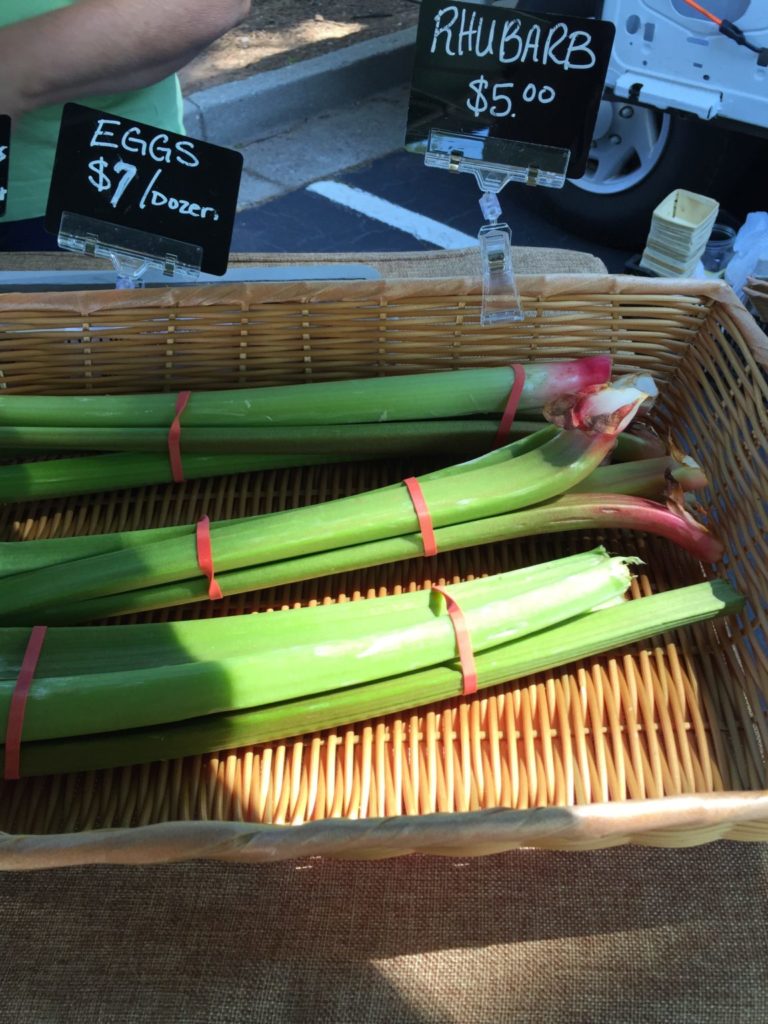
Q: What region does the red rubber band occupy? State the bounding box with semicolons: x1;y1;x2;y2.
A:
4;625;48;781
403;477;438;557
431;586;478;697
494;363;526;448
196;515;223;601
168;390;191;483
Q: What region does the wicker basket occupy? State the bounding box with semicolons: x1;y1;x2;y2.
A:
744;276;768;326
0;273;766;868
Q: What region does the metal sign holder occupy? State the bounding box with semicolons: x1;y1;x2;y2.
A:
57;211;203;289
425;129;571;325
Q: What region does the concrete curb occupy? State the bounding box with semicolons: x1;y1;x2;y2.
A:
184;27;416;148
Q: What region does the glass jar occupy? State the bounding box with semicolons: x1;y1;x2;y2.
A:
702;224;737;275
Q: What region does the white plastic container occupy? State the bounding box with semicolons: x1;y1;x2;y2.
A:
640;188;719;277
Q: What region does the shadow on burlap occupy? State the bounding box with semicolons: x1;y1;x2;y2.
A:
0;842;766;1023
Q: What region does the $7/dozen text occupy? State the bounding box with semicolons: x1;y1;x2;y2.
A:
466;76;556;118
87;156;220;221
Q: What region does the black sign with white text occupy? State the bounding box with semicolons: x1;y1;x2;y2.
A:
406;2;615;178
46;104;243;275
0;116;9;217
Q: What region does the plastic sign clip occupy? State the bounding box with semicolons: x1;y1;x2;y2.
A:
478;192;523;326
479;223;523;326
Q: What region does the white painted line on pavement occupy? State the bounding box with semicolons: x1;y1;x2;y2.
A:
306;180;478;249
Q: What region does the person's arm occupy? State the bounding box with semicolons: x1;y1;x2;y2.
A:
0;0;250;119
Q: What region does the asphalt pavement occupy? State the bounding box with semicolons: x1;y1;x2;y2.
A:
184;33;634;272
231;147;633;272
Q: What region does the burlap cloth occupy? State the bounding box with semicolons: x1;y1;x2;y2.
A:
0;843;766;1022
0;245;608;277
226;246;610;277
1;246;765;1022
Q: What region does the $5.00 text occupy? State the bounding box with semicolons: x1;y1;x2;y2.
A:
466;77;556;118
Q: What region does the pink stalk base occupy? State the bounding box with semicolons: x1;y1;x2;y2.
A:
528;356;613;404
550;493;724;563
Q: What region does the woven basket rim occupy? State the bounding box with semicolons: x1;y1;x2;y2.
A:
2;792;768;868
2;272;763;365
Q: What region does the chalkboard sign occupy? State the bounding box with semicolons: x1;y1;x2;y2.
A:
0;116;9;218
45;104;243;275
406;1;615;179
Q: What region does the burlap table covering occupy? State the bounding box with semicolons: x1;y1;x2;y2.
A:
225;247;610;277
1;842;765;1022
0;245;608;277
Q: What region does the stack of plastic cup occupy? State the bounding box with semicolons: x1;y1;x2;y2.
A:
640;189;720;277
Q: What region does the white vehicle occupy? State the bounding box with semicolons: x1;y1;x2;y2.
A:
523;0;768;245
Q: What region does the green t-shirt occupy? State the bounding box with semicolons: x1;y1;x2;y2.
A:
1;0;185;221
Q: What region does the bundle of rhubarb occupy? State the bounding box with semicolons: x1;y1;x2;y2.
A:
0;356;621;501
0;375;723;625
0;547;743;778
0;359;744;781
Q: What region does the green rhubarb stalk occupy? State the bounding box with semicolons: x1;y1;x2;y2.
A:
0;421;666;465
0;418;558;508
0;427;622;621
0;434;692;583
0;450;354;504
0;553;632;741
0;420;505;455
0;358;612;429
0;580;743;778
572;457;708;499
508;422;667;463
0;550;609;678
611;427;667;462
0;428;558;578
26;489;723;625
0;380;659;622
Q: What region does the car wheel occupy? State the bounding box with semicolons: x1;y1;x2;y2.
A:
540;98;747;249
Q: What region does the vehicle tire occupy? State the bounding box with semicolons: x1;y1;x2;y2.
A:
539;99;758;249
